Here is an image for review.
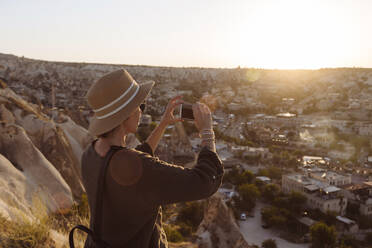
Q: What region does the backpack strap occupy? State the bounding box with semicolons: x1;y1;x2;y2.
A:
93;146;123;237
69;146;123;248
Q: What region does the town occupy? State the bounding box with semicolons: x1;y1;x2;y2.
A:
1;53;372;247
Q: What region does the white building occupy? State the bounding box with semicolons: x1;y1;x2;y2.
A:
282;174;347;215
309;171;352;186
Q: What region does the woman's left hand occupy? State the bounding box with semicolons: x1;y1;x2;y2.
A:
160;95;184;126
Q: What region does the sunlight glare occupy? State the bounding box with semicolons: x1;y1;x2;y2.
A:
237;0;353;69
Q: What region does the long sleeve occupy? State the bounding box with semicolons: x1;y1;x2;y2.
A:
135;142;154;156
137;147;224;206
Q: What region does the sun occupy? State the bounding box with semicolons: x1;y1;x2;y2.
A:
234;0;351;69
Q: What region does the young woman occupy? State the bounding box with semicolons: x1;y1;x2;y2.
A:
82;69;223;247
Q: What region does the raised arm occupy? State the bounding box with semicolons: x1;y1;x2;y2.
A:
146;96;183;152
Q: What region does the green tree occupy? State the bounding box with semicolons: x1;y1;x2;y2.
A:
261;184;280;203
236;184;260;211
310;222;337;248
287;191;307;215
261;206;288;228
238;171;254;185
261;238;277;248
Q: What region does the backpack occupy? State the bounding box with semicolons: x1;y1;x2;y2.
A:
69;146;123;248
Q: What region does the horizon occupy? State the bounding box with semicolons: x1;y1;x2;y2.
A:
4;52;372;71
1;0;372;69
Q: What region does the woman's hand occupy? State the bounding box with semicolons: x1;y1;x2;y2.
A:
160;95;184;126
192;103;212;132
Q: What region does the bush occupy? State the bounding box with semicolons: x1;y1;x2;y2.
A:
177;201;204;232
0;214;51;248
164;225;184;243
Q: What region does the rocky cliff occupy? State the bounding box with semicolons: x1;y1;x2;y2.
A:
196;194;254;248
0;85;94;223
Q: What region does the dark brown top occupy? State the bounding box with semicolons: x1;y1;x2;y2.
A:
81;139;223;248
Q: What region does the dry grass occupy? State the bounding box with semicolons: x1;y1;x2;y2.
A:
0;193;90;248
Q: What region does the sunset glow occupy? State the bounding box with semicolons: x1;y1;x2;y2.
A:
0;0;371;69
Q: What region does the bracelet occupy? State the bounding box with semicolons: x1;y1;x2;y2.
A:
200;131;214;135
200;129;214;135
201;133;215;139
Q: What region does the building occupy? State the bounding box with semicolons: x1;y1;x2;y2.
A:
341;182;372;216
244;147;269;158
302;156;326;167
256;176;271;184
309;171;352;186
282;173;348;215
335;216;359;234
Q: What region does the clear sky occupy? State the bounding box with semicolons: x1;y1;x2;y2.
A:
1;0;371;69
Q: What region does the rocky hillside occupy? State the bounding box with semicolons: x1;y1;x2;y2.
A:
0;67;249;247
196;194;253;248
1;52;372;129
0;85;92;222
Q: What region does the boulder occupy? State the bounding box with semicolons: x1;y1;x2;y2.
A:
57;115;93;166
0;124;73;220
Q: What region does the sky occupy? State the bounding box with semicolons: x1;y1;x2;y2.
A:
1;0;371;69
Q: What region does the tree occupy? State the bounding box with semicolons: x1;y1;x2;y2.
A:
287;191;307;215
261;239;277;248
238;171;254;185
261;206;288;228
261;184;280;203
223;168;254;187
236;184;260;211
310;222;337;248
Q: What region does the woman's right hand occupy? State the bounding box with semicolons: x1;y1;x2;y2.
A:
192;103;212;132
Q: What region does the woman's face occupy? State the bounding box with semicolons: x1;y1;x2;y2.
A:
124;107;142;133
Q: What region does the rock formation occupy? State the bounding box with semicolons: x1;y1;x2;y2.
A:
196;193;253;248
0;124;73;221
0;87;88;199
0;85;99;224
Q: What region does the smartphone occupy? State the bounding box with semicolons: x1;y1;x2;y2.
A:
180;103;194;120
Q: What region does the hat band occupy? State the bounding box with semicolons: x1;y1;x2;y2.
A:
96;84;140;120
93;80;136;113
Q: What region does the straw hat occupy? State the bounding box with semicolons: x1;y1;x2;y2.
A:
86;69;154;136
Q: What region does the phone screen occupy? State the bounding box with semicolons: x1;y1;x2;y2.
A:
181;103;194;120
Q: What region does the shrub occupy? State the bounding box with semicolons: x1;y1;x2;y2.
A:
177;201;204;231
164;224;184;243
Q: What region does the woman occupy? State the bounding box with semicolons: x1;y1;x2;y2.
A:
82;69;223;247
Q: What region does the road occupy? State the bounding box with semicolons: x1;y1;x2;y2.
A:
238;202;309;248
